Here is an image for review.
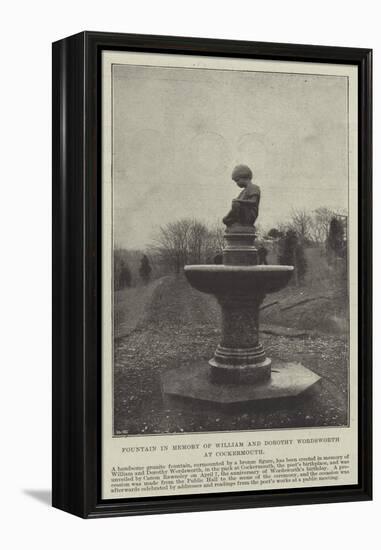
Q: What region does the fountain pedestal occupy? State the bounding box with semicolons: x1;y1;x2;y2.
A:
209;292;271;383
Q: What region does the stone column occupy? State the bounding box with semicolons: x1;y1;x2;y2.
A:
209;291;271;384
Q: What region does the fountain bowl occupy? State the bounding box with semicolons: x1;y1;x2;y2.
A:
184;264;294;295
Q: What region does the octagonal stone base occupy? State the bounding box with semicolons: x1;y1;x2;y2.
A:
161;360;321;410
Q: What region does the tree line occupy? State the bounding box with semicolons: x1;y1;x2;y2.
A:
114;207;347;290
268;207;347;247
114;250;153;290
268;207;347;286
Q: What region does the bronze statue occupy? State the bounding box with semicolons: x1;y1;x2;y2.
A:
223;165;260;228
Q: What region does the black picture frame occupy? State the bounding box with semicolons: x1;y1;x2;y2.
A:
52;31;372;518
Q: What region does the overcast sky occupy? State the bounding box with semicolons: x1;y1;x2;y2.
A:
112;64;348;249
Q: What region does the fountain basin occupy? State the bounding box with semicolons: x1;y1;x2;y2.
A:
184;264;294;295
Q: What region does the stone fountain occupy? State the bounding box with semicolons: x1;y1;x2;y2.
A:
161;165;320;408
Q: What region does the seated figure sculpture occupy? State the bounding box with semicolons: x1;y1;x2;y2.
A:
223;164;260;229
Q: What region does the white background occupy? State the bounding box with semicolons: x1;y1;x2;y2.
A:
0;1;378;548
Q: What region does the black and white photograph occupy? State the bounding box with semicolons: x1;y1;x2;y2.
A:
109;57;354;436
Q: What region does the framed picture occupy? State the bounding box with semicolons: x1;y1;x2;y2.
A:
52;31;372;518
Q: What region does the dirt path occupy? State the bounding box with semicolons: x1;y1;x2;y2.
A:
114;274;348;435
114;277;168;339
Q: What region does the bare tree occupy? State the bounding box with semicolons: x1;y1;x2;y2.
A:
153;218;212;272
289;208;313;244
152;217;231;271
310;207;335;243
188;220;209;264
205;222;225;258
152;220;187;273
